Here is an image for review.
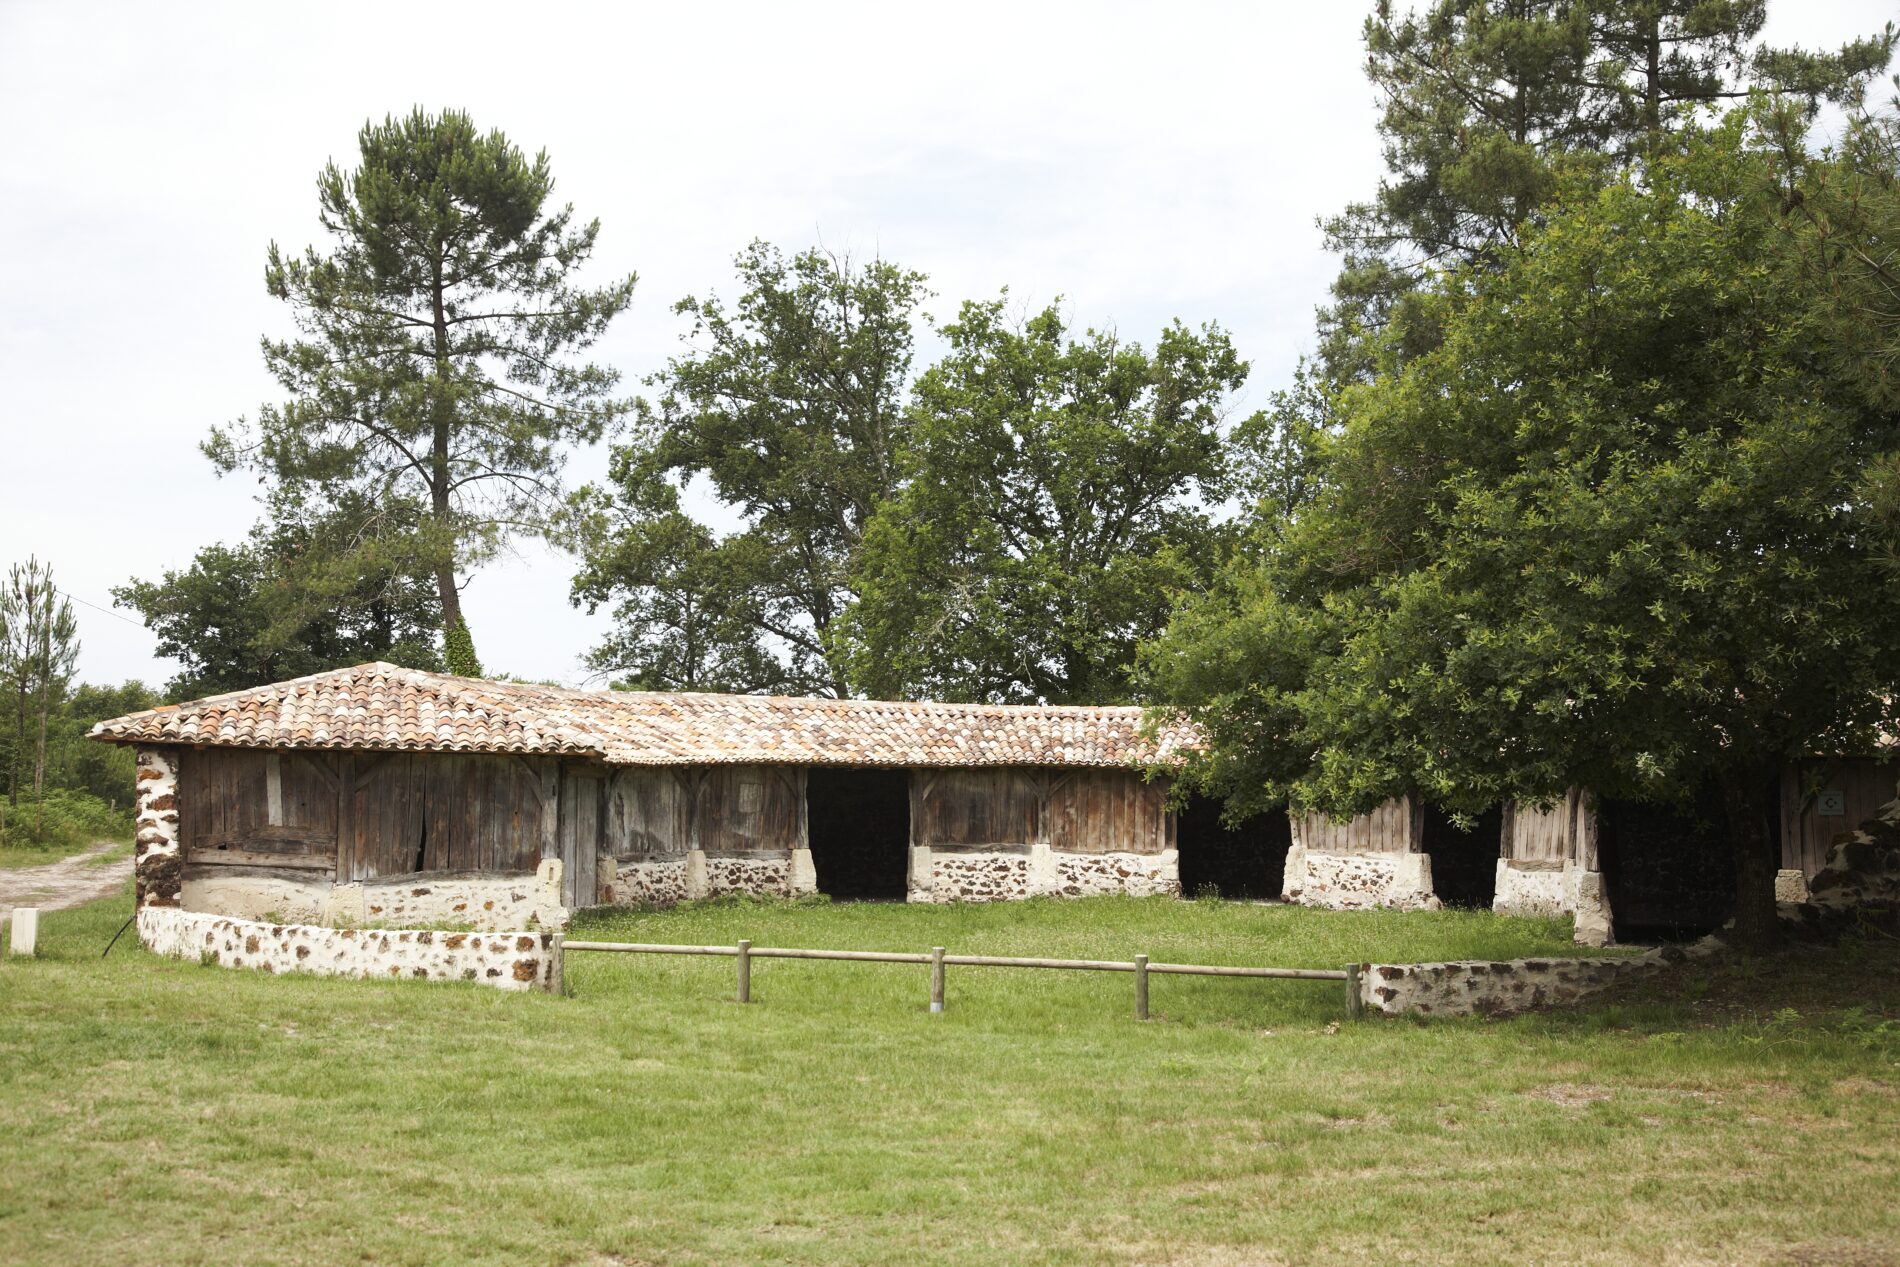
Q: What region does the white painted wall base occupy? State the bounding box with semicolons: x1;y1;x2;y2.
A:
138;905;560;991
906;843;1179;903
177;867;569;933
1493;860;1615;946
1282;845;1440;911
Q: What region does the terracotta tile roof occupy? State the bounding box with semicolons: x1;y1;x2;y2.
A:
90;662;1195;769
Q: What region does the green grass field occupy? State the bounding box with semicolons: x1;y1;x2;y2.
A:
2;888;1895;1266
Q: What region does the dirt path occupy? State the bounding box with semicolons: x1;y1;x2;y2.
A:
0;842;133;921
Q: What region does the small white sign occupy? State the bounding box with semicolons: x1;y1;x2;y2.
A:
1817;790;1847;817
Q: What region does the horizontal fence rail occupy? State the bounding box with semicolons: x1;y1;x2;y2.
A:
563;939;1364;1020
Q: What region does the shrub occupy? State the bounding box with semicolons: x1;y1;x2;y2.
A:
0;788;133;852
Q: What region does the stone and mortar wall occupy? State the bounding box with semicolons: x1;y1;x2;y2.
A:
1357;939;1717;1018
178;863;569;932
703;854;797;898
601;858;691;906
134;746;182;908
1281;844;1439;911
1493;861;1615;947
137;905;561;992
907;844;1180;903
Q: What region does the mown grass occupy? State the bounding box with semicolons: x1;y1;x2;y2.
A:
1;889;1895;1266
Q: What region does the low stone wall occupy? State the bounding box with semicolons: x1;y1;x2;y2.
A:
1493;861;1614;947
138;906;561;992
1357;940;1713;1018
1282;845;1439;911
177;862;569;933
907;844;1180;903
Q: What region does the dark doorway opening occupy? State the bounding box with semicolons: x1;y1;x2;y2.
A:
1175;795;1290;900
1598;782;1741;941
1423;804;1503;909
807;767;911;900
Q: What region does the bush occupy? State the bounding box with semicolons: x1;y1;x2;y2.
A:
0;788;133;853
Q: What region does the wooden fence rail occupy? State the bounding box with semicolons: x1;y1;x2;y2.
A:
561;939;1365;1020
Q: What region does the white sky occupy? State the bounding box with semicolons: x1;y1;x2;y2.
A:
1;0;1891;691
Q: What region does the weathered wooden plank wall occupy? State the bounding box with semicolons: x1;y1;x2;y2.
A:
1047;770;1170;855
696;766;807;854
1501;791;1578;865
1779;756;1899;875
912;769;1043;848
178;749;338;869
604;767;691;859
910;767;1168;854
1295;796;1421;856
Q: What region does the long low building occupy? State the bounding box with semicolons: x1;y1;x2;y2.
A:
94;662;1893;945
91;662;1207;932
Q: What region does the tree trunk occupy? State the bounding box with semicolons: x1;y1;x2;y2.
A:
1719;763;1783;950
428;254;473;661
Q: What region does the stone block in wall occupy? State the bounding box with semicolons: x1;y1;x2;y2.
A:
1775;868;1811;904
1355;943;1691;1018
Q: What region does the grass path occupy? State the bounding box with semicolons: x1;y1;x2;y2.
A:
1;892;1894;1266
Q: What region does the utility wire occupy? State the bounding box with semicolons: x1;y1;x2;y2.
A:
54;588;147;630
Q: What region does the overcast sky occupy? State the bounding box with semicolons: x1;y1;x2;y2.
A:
2;0;1891;692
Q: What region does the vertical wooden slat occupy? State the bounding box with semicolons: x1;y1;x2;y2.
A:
335;751;356;883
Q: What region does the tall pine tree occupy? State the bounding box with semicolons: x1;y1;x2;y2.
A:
208;109;637;676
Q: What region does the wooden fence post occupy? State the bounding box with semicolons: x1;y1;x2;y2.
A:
1134;954;1149;1021
1344;963;1364;1020
930;946;946;1013
737;939;752;1004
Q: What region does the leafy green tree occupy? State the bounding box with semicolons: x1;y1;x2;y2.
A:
207;108;637;675
1146;117;1900;948
841;301;1247;704
1321;0;1893;382
115;500;443;699
1768;84;1900;574
47;681;157;807
566;479;789;692
572;242;929;696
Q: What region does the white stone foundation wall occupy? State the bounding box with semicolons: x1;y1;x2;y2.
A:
1281;845;1440;911
703;854;798;898
134;746;182;908
602;858;690;906
908;844;1179;903
138;906;561;992
177;864;569;932
1048;850;1180;898
1492;864;1568;917
910;849;1031;902
1492;861;1614;946
1356;939;1717;1018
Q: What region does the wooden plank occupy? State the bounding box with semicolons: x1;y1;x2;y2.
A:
185;847;335;871
335;751;355;883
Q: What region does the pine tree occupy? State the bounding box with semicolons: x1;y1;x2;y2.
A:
208;109;636;667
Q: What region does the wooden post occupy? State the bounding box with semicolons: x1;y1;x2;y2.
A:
736;939;752;1004
1134;954;1149;1021
930;946;946;1013
1344;963;1365;1020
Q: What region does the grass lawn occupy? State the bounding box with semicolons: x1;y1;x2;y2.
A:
0;838;131;870
2;890;1895;1266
